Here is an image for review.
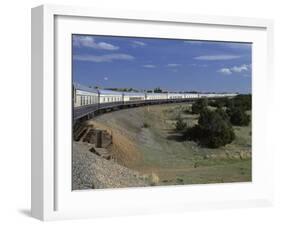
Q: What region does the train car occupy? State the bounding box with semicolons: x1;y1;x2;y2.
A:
74;82;238;111
223;93;238;98
206;93;217;98
198;93;210;98
167;93;185;99
183;93;199;99
73;83;241;123
99;89;123;104
146;92;168;100
200;93;238;99
73;83;99;107
123;92;146;103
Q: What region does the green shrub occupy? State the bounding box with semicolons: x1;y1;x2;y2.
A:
191;98;208;114
227;107;250;126
143;122;150;128
185;109;235;148
175;116;187;131
176;177;184;184
215;107;230;123
209;98;226;108
226;95;252;111
209;97;235;109
183;106;192;114
209;95;251;111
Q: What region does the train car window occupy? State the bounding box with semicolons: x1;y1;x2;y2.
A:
76;95;79;106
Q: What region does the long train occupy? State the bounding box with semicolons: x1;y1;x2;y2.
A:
73;83;237;121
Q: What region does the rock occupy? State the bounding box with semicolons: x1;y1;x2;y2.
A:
72;142;149;190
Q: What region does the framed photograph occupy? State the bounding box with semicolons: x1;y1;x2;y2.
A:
31;4;274;221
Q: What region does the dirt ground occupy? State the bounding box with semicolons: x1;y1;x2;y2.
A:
86;103;252;186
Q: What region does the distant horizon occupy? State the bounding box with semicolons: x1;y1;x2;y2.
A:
73;35;252;94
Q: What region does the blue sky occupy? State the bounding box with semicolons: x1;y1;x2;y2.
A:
72;35;252;93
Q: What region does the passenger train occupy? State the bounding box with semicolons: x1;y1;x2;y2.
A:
73;83;237;108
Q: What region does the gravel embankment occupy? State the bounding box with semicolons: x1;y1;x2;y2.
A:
72;142;148;190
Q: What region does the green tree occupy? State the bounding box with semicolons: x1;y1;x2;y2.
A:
154;87;163;93
191;98;208;114
215;107;230;122
185;109;235;148
175;115;187;131
226;95;251;111
227;107;250;126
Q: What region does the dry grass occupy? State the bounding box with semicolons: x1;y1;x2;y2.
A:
86;120;142;168
86;103;252;186
140;172;160;186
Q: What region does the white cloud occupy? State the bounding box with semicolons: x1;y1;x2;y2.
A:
218;68;232;75
73;54;135;63
218;64;251;75
73;36;119;50
189;63;208;67
194;55;241;60
167;63;181;67
132;41;146;46
231;64;249;73
143;64;156;68
104;77;109;81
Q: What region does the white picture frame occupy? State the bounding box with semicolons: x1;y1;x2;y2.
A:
31;4;274;221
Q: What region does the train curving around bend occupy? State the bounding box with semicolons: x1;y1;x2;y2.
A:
73;83;237;122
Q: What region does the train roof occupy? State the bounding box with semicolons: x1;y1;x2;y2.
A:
74;83;238;96
73;83;98;93
98;89;123;95
123;91;145;96
74;83;146;96
74;83;122;95
146;92;168;96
